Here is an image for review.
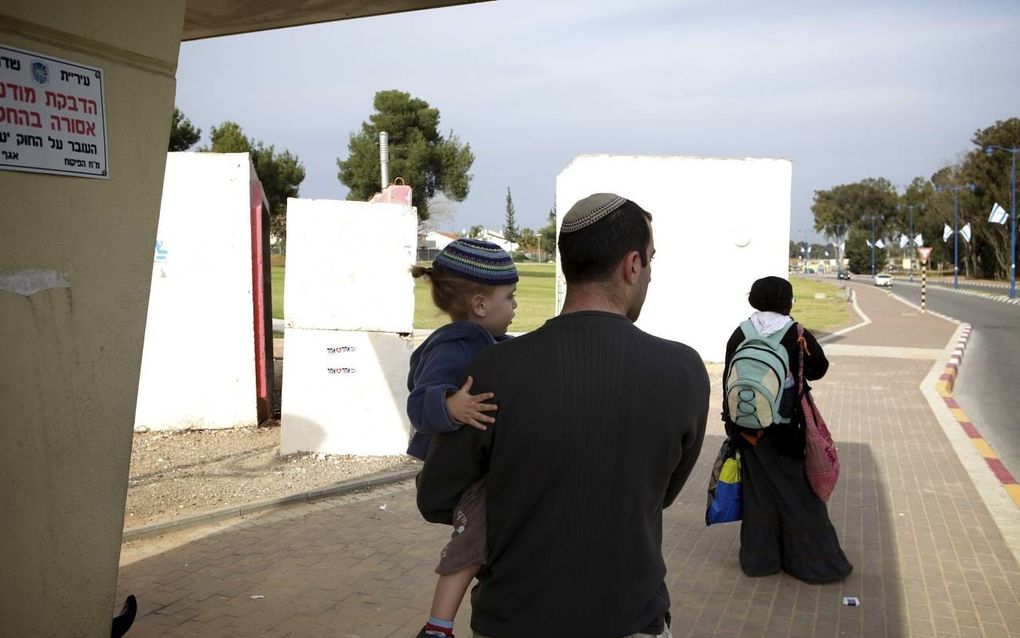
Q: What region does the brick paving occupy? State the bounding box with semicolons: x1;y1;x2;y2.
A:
117;284;1020;637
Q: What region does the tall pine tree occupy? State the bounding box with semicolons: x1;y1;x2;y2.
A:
337;90;474;221
504;187;520;245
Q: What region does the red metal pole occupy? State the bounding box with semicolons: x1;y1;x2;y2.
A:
250;180;270;422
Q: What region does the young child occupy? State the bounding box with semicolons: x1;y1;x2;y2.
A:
407;238;519;638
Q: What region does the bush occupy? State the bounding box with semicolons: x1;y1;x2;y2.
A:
512;252;530;262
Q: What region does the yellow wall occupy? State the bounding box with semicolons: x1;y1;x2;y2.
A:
0;2;186;635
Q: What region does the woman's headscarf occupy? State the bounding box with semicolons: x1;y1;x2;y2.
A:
748;276;793;316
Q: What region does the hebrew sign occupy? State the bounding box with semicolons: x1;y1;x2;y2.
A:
0;44;108;178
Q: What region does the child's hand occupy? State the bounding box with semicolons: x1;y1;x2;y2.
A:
445;376;497;431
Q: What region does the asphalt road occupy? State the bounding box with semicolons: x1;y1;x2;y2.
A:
904;276;1011;296
879;280;1020;480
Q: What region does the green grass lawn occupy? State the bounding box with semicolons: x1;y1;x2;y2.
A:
271;266;285;320
270;263;559;330
271;264;853;337
789;276;855;337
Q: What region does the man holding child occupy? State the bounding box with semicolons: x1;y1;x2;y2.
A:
417;193;710;638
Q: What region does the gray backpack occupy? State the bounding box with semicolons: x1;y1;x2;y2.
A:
724;320;792;429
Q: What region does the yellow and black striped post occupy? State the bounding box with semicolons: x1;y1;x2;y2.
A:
921;261;927;313
917;247;933;314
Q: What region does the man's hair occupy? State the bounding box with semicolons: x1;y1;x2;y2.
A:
558;200;653;283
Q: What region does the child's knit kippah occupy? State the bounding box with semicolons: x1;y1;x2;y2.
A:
433;238;519;286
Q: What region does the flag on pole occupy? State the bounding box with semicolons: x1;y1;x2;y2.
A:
875;238;885;249
943;223;953;242
866;240;873;248
914;233;923;246
961;223;971;242
899;234;909;248
989;202;1008;225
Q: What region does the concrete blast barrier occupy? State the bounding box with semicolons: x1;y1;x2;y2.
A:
283;199;416;333
557;154;792;362
134;153;265;430
281;328;413;455
281;199;417;455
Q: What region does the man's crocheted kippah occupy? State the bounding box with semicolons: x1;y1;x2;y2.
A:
433;238;519;286
560;193;628;234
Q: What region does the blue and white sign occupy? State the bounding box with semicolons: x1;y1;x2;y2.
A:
154;240;168;263
0;44;108;178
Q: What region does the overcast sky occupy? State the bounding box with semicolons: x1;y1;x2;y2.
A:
175;0;1020;242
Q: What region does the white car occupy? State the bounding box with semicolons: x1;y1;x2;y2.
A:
874;273;893;287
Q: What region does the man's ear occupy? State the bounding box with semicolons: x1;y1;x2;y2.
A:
621;250;642;285
470;293;488;318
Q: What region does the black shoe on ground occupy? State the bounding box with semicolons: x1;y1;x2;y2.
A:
416;627;455;638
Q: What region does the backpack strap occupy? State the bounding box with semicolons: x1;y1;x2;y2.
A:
796;323;806;397
738;319;757;341
740;431;763;447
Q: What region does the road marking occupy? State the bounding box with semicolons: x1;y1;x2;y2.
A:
921;325;1020;566
972;439;996;459
934;325;1020;510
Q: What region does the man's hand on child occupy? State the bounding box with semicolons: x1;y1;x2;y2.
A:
445;376;497;431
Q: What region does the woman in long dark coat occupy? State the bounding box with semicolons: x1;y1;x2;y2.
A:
723;276;852;583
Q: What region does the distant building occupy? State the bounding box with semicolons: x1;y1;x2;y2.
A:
418;230;460;261
424;230;460;249
473;228;519;253
418;228;519;261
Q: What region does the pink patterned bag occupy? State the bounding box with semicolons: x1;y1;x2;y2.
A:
797;325;840;502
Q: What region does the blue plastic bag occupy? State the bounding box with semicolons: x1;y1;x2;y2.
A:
706;442;741;526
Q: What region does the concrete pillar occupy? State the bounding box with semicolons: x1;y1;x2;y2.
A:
0;2;186;635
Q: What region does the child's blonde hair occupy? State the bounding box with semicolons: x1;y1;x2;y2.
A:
412;238;520;319
411;264;488;319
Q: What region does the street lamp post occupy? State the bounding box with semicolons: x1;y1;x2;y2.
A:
868;216;878;276
909;207;917;282
985;145;1018;299
834;223;846;273
935;183;975;289
898;204;923;282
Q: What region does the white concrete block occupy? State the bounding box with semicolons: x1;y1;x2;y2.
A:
280;328;413;456
284;199;417;333
134;153;257;430
557;154;792;362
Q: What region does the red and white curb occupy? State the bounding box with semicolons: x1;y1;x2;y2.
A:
935;324;1020;509
937;325;970;393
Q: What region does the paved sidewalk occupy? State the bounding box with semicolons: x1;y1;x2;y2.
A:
117;286;1020;637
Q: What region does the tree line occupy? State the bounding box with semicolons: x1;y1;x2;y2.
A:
172;91;556;260
811;118;1020;279
171;90;473;250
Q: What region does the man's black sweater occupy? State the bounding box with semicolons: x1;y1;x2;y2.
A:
417;311;710;638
